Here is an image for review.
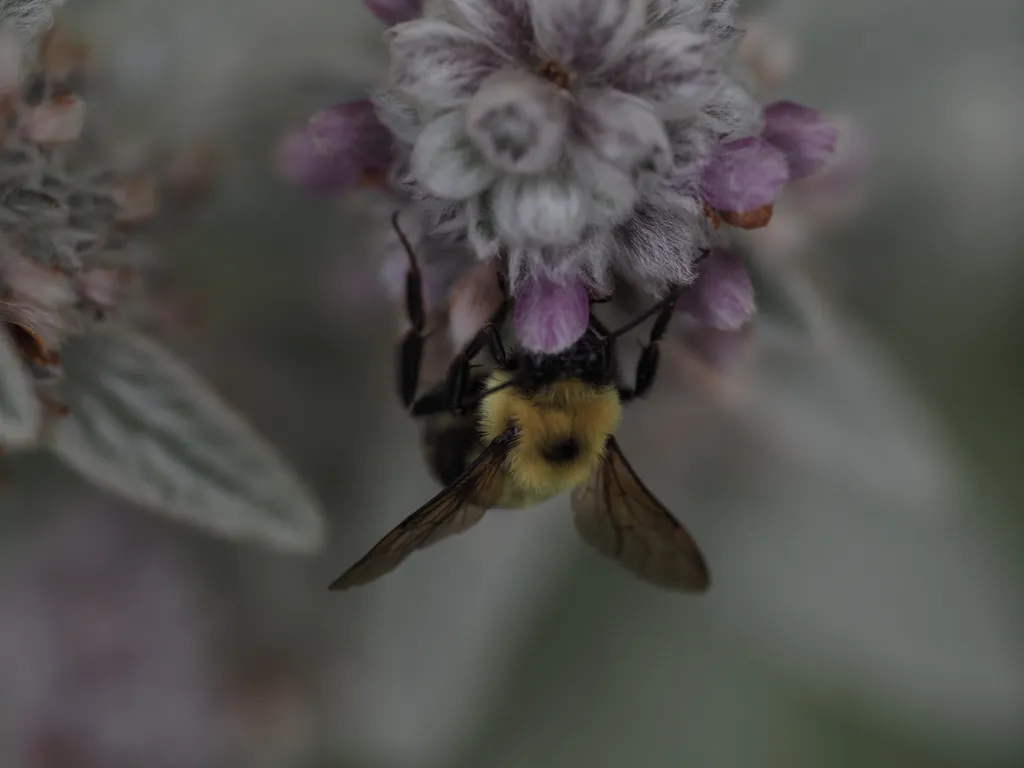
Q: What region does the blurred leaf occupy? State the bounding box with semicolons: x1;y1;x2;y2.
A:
744;250;833;344
0;328;41;449
48;325;326;553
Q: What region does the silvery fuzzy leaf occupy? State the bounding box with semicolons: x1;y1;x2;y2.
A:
465;70;570;174
491;166;589;245
529;0;645;74
0;327;41;448
577;88;672;191
741;250;831;343
48;326;326;553
389;18;507;108
412;110;498;199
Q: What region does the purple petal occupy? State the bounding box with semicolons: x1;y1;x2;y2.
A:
364;0;424;26
513;275;590;354
762;100;838;180
676;248;755;331
700;136;788;212
529;0;645;73
276;101;393;195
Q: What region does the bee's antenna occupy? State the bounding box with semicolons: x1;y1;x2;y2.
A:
602;251;710;343
604;288;682;342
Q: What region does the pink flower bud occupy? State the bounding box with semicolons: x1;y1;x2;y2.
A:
513;275;589;354
276;101;393;196
701;136;789;214
677;249;756;331
762;101;838;180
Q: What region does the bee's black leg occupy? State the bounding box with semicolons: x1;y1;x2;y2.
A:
446;323;508;415
409;388;451;417
588;312;611;338
617;290;681;403
393;212;428;409
409;320;506;418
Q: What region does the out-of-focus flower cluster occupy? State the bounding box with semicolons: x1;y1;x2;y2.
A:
0;9;326;555
0;23;160;388
0;0;64;41
280;0;841;359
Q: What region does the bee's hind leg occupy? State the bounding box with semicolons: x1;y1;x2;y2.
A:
392;211;432;410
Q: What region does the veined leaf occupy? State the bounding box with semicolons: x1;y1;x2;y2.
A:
49;325;326;553
0;327;41;448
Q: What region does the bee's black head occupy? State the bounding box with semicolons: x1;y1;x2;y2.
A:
514;330;616;391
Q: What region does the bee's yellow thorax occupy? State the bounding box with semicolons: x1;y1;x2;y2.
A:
479;370;622;508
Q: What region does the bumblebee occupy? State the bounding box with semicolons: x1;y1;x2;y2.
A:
329;216;709;593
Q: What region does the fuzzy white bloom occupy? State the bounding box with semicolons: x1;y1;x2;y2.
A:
377;0;757;294
285;1;838;353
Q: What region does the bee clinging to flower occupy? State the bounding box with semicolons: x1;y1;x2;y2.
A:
330;214;709;592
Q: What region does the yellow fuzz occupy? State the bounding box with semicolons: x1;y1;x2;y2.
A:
479;370;622;508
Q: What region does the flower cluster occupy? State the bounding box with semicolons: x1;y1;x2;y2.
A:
0;24;156;385
280;0;838;355
0;12;326;555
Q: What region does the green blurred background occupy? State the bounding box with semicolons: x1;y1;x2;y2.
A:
1;1;1021;766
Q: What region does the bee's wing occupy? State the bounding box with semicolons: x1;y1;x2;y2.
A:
330;428;517;590
570;436;710;592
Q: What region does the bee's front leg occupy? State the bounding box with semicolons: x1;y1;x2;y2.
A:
444;280;511;415
445;324;507;415
618;288;684;403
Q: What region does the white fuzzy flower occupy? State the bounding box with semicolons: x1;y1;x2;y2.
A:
378;0;749;291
